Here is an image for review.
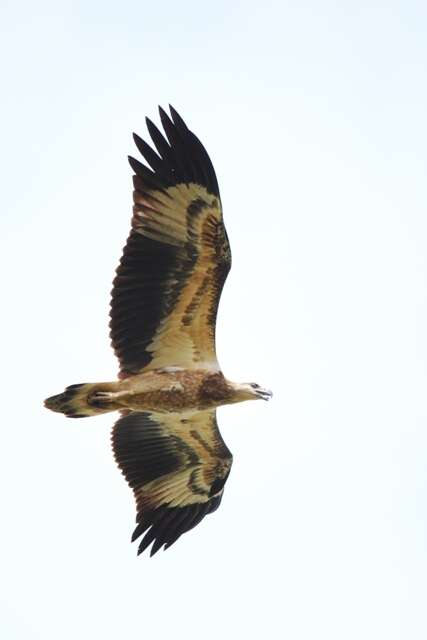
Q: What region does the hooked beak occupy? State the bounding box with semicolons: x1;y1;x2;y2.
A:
258;387;273;401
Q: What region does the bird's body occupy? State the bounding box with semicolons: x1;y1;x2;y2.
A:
45;106;271;556
98;368;231;413
45;368;263;416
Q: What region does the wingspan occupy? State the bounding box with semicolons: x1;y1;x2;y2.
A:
111;409;232;556
110;106;231;378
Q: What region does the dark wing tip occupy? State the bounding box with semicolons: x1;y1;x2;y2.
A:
132;132;141;145
168;105;188;130
128;155;142;173
132;502;218;557
129;105;219;197
145;117;164;142
158;106;175;137
158;104;169;120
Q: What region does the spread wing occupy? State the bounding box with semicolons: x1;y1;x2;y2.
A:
110;106;232;378
111;409;232;556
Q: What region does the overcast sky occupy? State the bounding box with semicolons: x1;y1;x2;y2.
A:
1;1;427;638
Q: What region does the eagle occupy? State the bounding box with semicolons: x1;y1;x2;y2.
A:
45;106;272;556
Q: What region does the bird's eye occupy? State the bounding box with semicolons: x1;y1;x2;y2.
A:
250;383;259;389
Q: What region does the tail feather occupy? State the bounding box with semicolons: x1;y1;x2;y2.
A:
44;382;118;418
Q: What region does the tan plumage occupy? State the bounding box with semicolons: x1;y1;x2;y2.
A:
44;106;272;556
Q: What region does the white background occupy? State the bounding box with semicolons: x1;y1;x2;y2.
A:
1;1;427;638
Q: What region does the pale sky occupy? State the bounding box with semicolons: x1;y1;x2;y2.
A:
2;1;427;639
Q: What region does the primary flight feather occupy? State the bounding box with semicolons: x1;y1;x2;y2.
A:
45;106;272;556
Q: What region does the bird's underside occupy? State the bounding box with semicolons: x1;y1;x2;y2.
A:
89;368;236;414
45;367;254;417
44;105;271;556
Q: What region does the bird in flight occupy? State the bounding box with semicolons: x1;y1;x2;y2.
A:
45;106;272;556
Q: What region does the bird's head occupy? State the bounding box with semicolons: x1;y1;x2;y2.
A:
231;382;273;403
